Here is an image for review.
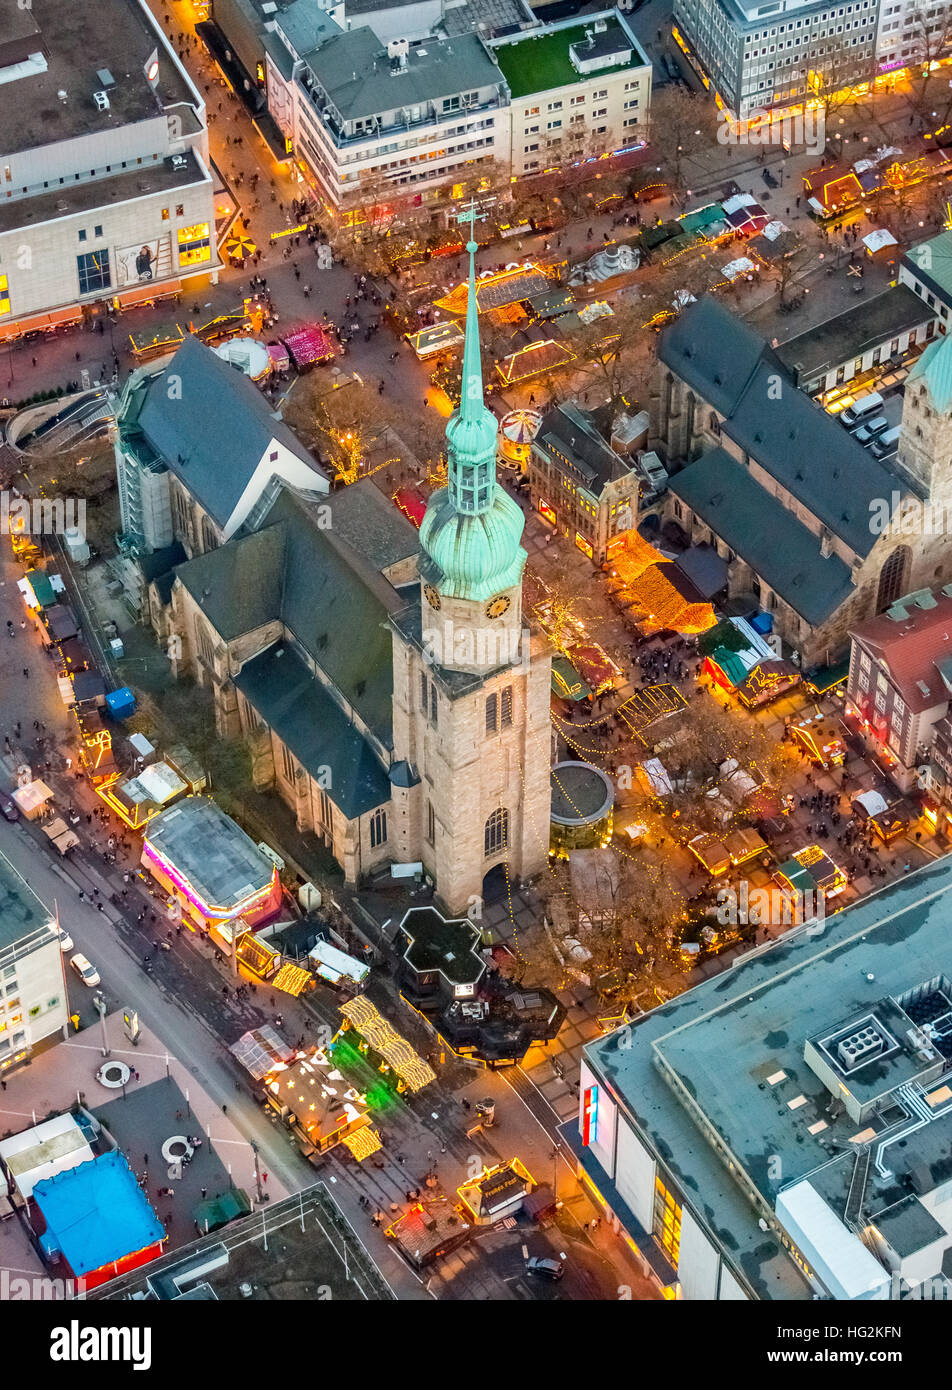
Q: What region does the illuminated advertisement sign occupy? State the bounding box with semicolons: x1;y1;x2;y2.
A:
582;1084;599;1146
115;237;170;286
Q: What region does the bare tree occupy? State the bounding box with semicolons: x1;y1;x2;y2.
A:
644;86;719;198
282;375;443;486
893;2;952;127
559;298;652;415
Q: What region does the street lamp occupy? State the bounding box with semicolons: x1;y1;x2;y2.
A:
92;991;109;1057
250;1139;264;1203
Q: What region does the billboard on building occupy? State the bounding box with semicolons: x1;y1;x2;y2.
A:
115;238;170;286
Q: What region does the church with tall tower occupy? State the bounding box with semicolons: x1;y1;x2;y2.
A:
388;207;553;915
122;210;552;917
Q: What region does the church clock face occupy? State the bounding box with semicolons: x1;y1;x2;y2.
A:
485;594;511;620
423;584;442;611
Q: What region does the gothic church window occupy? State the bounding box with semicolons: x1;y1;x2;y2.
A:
876;545;910;613
484;807;509;856
370;808;387;848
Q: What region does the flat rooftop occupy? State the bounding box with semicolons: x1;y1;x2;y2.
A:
0;847;53;955
492;15;648;99
305;28;499;122
93;1183;393;1300
0;0;199;157
144;797;275;912
774;284;931;382
903;228;952;299
584;855;952;1300
0;151;209;235
400;907;485;987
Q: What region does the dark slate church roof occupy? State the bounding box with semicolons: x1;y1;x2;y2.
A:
659;296;904;563
722;360;896;559
669;448;854;625
136;337;325;527
233;645;390;820
659;296;771;417
171;481;420;815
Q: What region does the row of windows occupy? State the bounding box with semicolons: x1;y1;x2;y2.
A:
75;223;209;296
486;686;513;734
2;152;162;199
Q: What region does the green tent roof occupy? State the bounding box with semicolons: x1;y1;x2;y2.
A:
708;646;749;688
552;654;591;700
776;861;815;894
25;569;56;609
193;1188;251;1231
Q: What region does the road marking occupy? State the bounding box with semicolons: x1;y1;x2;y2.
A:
521;1243;528;1259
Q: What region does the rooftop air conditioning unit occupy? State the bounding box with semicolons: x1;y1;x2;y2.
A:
387;38;410;58
94;90;110;112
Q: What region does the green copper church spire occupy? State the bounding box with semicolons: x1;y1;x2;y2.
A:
416;202;528;606
445;205;499;516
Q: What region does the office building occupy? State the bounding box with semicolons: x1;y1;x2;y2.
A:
569;857;952;1299
673;0;879;121
0;0;218;341
0;856;67;1074
489;11;651;178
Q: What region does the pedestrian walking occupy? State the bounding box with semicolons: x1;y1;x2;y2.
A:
22;668;28;678
201;1187;208;1199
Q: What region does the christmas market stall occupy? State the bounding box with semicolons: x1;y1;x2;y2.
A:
774;844;848;901
336;995;436;1095
281;323;337;370
791;710;847;769
434;262;551;316
405;320;464;360
495;339;576;388
259;1045;381;1161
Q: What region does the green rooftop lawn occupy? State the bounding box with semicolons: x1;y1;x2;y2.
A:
494;19;641;99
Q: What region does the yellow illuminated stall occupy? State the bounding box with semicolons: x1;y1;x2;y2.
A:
338;996;435;1093
609;531;715;635
457;1158;536;1225
263;1047;378;1158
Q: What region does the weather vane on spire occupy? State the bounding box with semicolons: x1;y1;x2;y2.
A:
456;198;485;251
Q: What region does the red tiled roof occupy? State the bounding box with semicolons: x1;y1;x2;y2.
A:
850;593;952;712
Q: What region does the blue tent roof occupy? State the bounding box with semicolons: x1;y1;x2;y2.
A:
32;1151;164;1276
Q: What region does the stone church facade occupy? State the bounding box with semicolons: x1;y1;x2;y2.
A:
650;296;952;668
123;250;551;916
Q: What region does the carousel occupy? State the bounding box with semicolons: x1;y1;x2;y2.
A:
497;407;542;470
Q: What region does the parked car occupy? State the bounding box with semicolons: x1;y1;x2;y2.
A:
70;953;101;987
869;424;901;459
853;415;889;446
0;796;19;822
51;922;73;953
526;1256;565;1281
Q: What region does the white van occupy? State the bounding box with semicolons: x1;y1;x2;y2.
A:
870;424;901;459
841;391;884;427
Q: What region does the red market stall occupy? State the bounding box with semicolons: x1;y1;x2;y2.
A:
392;487;428;529
281;323;337;370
